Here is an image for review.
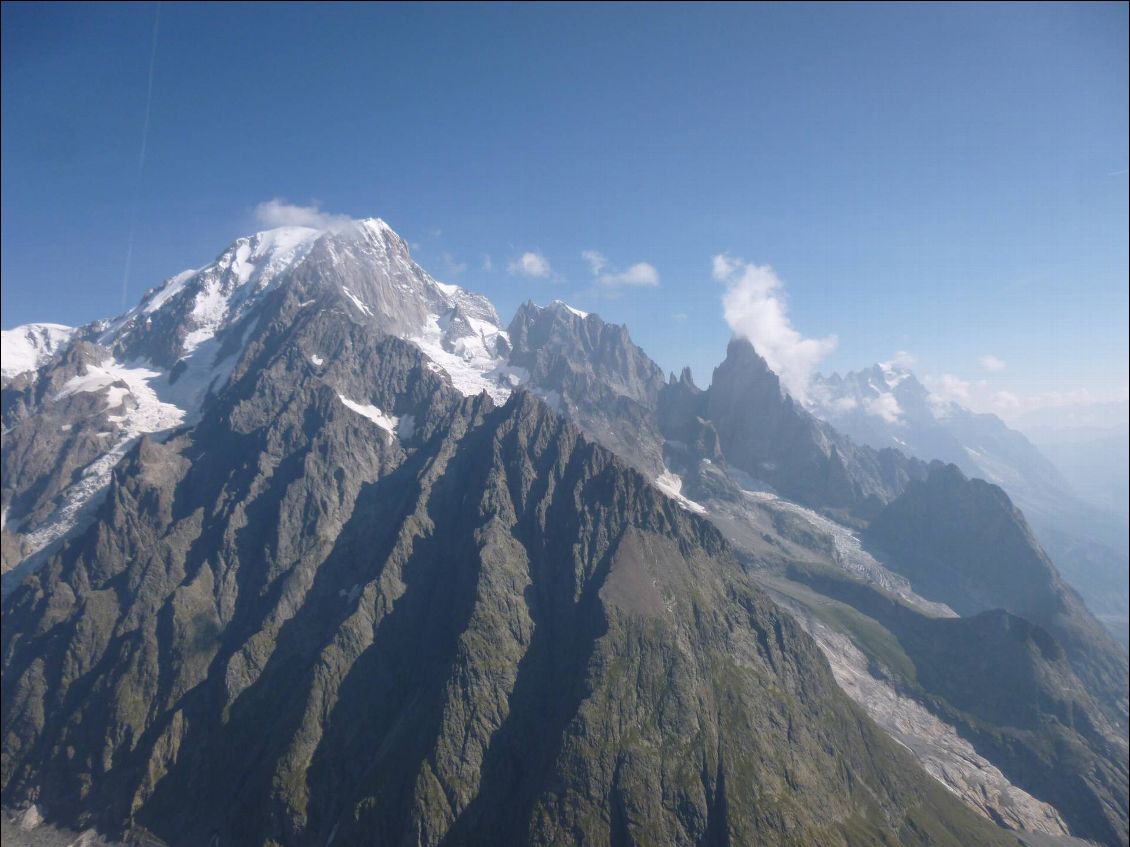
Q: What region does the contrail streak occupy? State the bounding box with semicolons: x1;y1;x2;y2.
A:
120;3;161;310
137;3;160;170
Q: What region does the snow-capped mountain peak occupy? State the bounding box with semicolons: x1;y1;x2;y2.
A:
1;216;521;574
0;323;76;381
104;225;326;364
809;361;1073;515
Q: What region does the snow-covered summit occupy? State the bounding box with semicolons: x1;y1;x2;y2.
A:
2;215;523;577
80;217;508;384
551;300;589;319
1;323;77;381
11;216;519;421
809;361;1071;505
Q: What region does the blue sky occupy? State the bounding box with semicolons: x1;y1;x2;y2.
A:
2;2;1127;420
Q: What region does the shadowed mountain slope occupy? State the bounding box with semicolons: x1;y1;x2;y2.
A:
1;279;1020;847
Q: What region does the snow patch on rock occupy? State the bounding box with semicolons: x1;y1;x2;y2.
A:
654;470;707;514
337;395;398;434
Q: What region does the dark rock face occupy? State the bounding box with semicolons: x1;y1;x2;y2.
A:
704;340;921;516
868;463;1129;731
507;302;668;478
1;292;1016;847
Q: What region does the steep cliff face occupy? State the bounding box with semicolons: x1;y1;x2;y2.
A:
705;339;921;516
1;279;1017;846
506;301;668;479
867;463;1129;729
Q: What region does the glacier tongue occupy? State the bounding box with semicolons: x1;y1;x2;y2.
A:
738;486;956;618
790;607;1072;838
9;329;251;578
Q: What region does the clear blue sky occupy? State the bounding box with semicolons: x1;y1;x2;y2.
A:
3;2;1127;417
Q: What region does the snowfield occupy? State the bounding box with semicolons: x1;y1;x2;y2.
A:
1;323;76;380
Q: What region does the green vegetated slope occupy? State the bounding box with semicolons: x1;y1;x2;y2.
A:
2;294;1017;847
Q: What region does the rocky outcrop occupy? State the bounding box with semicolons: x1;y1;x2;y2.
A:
507;301;668;478
705;339;922;515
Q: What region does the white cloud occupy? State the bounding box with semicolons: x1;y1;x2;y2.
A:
713;255;837;401
672;312;688;322
922;372;1128;425
979;354;1007;372
923;373;971;415
581;250;608;275
583;251;660;289
884;350;918;370
712;254;738;279
598;262;659;288
863;393;904;423
482;254;493;272
254;198;352;231
508;251;552;279
993;390;1021;412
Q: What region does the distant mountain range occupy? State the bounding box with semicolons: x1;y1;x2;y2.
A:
2;217;1126;846
809;363;1129;642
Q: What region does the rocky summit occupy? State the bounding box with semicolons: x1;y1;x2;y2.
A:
2;217;1126;847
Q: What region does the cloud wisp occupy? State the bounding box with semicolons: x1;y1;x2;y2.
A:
925;373;1129;423
883;350;918;370
582;250;660;290
713;255;836;401
979;354;1007;372
255;199;354;231
440;251;468;277
581;250;608;275
598;262;659;288
863;393;904;423
508;251;553;279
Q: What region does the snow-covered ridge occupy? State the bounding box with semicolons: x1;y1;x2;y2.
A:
3;216;524;581
553;300;589;319
106;225;325;357
1;323;76;380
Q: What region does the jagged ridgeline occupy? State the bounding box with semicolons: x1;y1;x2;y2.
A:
2;219;1125;846
2;283;1013;846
